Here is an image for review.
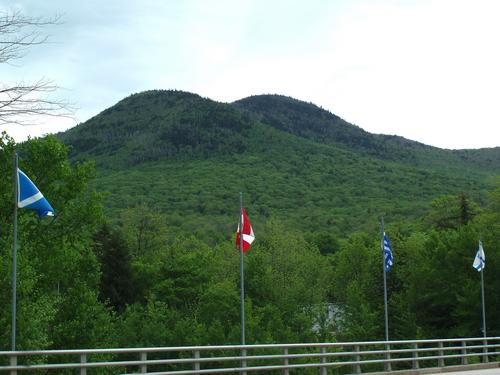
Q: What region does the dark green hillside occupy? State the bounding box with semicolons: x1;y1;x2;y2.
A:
60;90;254;169
233;94;374;149
60;90;499;238
5;98;500;352
233;94;500;173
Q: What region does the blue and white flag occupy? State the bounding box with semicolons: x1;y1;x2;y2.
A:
17;168;55;218
472;240;485;272
383;232;394;272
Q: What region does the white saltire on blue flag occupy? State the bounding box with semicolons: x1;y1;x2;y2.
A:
383;232;394;272
472;240;485;272
17;168;55;218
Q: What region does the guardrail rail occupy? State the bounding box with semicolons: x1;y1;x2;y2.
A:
1;336;499;374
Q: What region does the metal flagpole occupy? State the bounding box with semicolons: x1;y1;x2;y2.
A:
480;260;486;338
12;152;18;351
479;239;487;362
381;216;391;371
381;216;389;342
239;192;245;346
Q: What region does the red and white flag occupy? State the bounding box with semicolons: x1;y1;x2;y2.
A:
236;208;255;253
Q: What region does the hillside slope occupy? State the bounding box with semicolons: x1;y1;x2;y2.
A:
233;94;500;172
61;90;253;169
59;90;499;240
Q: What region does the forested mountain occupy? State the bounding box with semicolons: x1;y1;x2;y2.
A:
234;94;500;172
2;90;500;362
59;89;500;239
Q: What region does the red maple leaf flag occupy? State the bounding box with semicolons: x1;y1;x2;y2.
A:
236;208;255;253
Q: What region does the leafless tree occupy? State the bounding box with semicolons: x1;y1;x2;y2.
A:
0;10;73;126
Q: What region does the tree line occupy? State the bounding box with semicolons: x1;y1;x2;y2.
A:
1;134;499;356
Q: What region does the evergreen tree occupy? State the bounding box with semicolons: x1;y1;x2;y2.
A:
94;224;136;313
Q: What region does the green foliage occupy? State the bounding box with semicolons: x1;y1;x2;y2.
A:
120;203;170;257
93;224;136;312
106;211;337;346
2;89;500;353
50;281;116;349
332;233;383;340
234;94;500;171
0;134;113;350
59;90;499;242
396;227;484;338
60;90;253;168
326;188;500;341
425;194;479;230
244;221;335;342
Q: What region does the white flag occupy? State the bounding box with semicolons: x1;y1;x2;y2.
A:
472;240;485;272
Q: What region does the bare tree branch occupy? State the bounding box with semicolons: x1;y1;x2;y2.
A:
0;10;72;126
0;10;61;64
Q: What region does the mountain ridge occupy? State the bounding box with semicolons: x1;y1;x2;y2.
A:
58;89;499;239
232;93;500;171
61;90;500;162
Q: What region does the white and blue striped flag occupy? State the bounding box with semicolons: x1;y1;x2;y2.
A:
383;232;394;272
472;240;485;272
18;169;55;218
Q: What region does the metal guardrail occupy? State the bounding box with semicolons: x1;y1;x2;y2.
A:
0;337;499;374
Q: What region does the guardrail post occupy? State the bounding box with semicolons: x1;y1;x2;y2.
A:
354;345;361;374
320;347;327;375
9;353;17;375
80;353;87;375
482;339;488;363
461;341;467;365
140;352;147;373
384;344;391;372
193;350;200;372
283;347;289;375
412;343;419;369
438;342;444;367
240;348;247;375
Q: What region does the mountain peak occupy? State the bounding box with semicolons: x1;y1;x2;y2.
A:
234;94;343;122
59;90;500;173
232;93;371;148
124;89;202;102
60;89;252;167
56;89;499;236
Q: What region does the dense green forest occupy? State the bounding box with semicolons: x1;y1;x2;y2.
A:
1;90;499;367
59;90;500;241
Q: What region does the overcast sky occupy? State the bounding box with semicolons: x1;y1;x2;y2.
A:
1;0;499;149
